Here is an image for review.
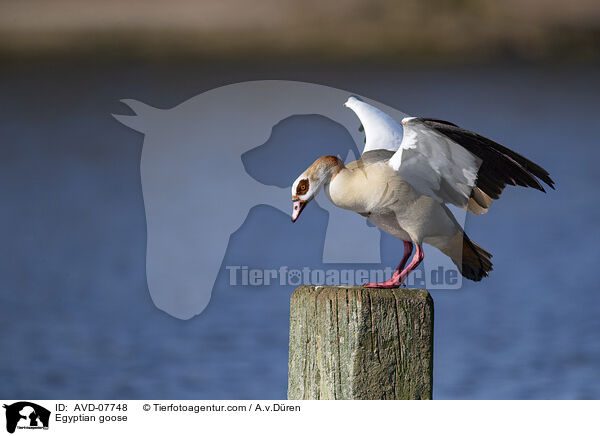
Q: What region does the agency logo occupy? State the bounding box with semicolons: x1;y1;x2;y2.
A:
2;402;50;434
113;80;466;320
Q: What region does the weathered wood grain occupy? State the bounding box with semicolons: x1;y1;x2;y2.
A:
288;286;434;400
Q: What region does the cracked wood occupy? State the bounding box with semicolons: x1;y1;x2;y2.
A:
288;286;434;400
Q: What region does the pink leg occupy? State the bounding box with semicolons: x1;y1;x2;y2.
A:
394;241;414;284
397;244;424;284
364;241;416;288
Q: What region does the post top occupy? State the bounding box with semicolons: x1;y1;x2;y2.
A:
292;285;432;301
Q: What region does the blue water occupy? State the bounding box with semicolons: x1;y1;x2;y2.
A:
1;62;599;399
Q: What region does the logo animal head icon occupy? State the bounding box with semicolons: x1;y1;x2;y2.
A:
3;402;50;433
113;80;463;319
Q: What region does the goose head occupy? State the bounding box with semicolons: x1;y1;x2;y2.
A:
291;155;344;222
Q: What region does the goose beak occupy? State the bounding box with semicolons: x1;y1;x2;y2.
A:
291;200;307;223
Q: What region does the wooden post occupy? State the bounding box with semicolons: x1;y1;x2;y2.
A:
288;286;434;400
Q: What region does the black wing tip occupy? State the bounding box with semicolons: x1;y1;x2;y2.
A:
506;167;555;193
539;178;555;191
541;174;556;190
425;119;557;194
522;167;555;192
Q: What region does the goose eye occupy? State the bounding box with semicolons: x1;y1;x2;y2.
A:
296;179;309;195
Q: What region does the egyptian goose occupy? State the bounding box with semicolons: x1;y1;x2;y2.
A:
291;96;554;288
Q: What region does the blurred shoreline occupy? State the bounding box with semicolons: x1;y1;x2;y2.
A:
1;0;599;64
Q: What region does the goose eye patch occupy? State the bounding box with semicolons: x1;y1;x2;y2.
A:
296;179;309;195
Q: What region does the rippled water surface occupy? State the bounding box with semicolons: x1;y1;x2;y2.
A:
1;63;598;399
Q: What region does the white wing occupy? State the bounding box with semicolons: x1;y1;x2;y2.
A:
389;117;482;208
344;97;482;208
344;96;403;154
